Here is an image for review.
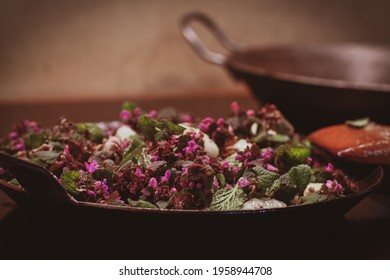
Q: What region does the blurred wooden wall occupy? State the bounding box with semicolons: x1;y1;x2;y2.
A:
1;0;389;102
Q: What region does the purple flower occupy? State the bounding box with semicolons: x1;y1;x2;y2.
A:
14;139;25;151
230;102;240;114
133;107;141;117
63;145;71;157
306;157;313;165
222;161;229;169
245;152;252;159
119;110;131;121
135;168;146;179
149;177;157;188
161;170;171;182
235;154;243;161
238;177;251;187
199;123;209;131
8;132;18;139
0;167;5;175
196;182;203;189
147;110;157;118
326;180;343;193
123;139;130;149
87;190;96;197
246;109;255;117
181;114;192;123
325;163;334;173
151;155;159;162
84;160;99;173
262;148;272;160
216;118;225;126
266;164;278;172
183;140;199;154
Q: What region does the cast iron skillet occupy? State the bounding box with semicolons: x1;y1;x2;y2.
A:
0;152;383;219
180;12;390;133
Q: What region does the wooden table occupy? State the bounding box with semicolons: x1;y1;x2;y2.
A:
1;91;390;259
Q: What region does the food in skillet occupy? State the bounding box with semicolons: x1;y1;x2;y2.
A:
0;102;358;210
308;119;390;165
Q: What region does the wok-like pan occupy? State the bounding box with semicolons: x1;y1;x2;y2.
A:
181;13;390;133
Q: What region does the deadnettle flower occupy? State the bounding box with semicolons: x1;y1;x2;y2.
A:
8;132;18;139
135;168;146;179
161;170;171;182
84;160;99;173
246;109;255;117
149;177;157;188
266;164;279;172
230;101;240;114
325;163;334;173
147;110;157;118
326;180;344;194
119;110;131;121
183;140;199;155
238;177;251;187
262;148;272;160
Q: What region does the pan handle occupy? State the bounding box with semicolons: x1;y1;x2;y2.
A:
180;12;244;65
0;152;77;208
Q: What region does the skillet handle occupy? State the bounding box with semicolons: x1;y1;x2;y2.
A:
180;12;244;65
0;152;76;208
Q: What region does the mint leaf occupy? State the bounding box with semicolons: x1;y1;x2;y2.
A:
33;150;62;165
92;169;114;186
346;118;370;128
122;101;137;113
137;116;160;140
288;164;312;194
161;120;185;135
253;133;290;145
60;170;81;197
76;123;105;143
299;192;330;205
265;176;297;203
24;132;46;149
210;185;246;211
128;199;157;209
252;166;280;189
119;137;145;167
216;173;226;187
156;200;170;209
275;144;311;169
137;116;184;141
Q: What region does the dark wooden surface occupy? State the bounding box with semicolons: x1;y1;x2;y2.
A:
0;92;389;260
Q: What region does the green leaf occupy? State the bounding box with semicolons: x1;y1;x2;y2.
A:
33;150;62;165
156;200;170;209
299;192;330;205
127;199;158;209
92;169;114;186
275;144;311;169
288;164;312;194
76;123;105;143
60;170;81;197
137;116;185;141
24;133;46;149
137;116;160;140
210;185;246;211
265;165;311;202
216;173;226;187
252;166;280;189
122;101;137;113
346;118;370;128
161;120;185;135
119;137;145;167
253;133;290;145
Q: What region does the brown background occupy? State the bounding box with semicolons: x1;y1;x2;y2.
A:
1;0;390;102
